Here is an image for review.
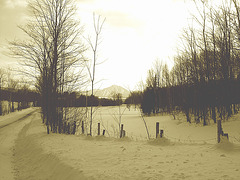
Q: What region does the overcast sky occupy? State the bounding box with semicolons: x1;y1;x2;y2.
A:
0;0;196;90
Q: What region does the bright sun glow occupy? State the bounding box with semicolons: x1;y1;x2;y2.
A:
76;0;192;90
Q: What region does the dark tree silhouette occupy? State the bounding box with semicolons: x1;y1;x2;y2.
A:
141;0;240;125
9;0;85;133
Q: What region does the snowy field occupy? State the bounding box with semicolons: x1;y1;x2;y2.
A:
86;105;240;144
1;106;240;179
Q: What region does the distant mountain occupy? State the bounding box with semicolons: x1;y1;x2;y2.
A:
94;85;130;99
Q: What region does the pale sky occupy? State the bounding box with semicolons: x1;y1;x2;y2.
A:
0;0;196;90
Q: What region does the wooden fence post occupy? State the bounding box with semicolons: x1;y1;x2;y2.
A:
82;121;84;134
63;122;67;134
72;121;76;134
223;132;229;139
217;119;229;143
67;123;70;134
98;123;100;136
160;129;164;138
156;122;159;138
120;124;124;138
103;130;105;136
122;130;126;138
217;120;222;143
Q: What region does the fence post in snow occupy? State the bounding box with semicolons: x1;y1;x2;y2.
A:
156;122;159;138
122;130;126;138
67;123;70;134
72;121;76;134
63;122;67;133
98;123;100;135
82;121;84;134
120;124;124;138
217;120;221;143
217;120;229;143
160;129;164;138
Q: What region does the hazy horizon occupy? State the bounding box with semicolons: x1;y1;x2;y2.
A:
0;0;205;90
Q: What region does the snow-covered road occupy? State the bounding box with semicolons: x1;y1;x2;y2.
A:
0;108;37;180
0;108;37;128
0;108;86;180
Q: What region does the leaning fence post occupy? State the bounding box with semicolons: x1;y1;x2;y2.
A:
120;124;124;138
156;122;159;138
98;123;100;136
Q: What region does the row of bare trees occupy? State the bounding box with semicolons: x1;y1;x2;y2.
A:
9;0;87;134
9;0;105;135
0;68;35;115
141;0;240;125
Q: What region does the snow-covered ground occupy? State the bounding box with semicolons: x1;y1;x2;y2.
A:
1;106;240;179
88;106;240;144
0;108;37;180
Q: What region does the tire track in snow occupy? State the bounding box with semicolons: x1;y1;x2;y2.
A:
0;110;36;180
0;108;38;129
0;109;37;147
13;112;89;180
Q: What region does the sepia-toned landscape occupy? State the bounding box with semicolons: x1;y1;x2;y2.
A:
1;0;240;179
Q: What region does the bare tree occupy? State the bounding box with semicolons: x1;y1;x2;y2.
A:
9;0;86;134
0;68;6;115
141;0;240;126
6;71;18;113
85;13;105;136
111;92;126;138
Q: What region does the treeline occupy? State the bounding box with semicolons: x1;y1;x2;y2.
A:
124;91;142;108
0;68;39;115
0;88;39;115
140;0;240;125
141;80;240;122
0;88;39;103
57;92;123;107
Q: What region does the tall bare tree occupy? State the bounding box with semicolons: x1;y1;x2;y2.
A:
10;0;85;133
85;13;105;136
